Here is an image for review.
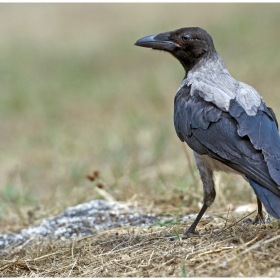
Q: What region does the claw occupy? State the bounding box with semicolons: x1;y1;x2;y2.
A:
243;214;271;225
182;232;200;239
243;217;254;224
166;231;200;241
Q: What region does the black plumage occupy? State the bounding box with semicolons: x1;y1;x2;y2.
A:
135;27;280;236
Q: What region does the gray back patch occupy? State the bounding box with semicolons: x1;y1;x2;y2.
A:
178;53;262;116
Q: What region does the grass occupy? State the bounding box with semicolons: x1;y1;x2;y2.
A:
1;3;280;277
1;218;280;277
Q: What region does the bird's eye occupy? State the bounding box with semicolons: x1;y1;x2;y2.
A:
182;34;191;42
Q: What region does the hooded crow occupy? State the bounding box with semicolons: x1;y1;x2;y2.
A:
135;27;280;236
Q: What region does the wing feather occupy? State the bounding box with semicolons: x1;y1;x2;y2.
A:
174;87;280;196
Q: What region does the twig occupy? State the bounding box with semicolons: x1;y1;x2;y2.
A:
71;237;76;259
216;210;256;235
224;206;231;228
238;233;280;256
214;233;278;270
194;232;262;270
147;250;154;266
198;246;233;256
94;183;116;202
68;258;77;277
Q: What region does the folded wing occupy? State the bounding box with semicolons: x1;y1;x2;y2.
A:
174;84;280;197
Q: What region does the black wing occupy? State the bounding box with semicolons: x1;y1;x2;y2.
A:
174;85;280;197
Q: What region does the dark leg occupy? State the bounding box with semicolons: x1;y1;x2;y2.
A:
253;197;271;224
253;197;265;224
244;196;271;224
183;153;216;236
183;204;209;236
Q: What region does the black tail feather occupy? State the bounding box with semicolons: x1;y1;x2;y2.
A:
248;178;280;220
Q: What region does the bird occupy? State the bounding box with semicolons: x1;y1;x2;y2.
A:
135;27;280;236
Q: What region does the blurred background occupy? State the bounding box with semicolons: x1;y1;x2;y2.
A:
1;3;280;231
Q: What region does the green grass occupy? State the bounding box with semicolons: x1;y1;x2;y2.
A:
1;3;280;231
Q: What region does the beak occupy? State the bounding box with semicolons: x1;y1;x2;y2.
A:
135;32;179;52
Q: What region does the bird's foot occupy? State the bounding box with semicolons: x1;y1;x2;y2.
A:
242;217;253;224
253;215;271;224
166;230;200;241
182;231;200;239
243;215;271;225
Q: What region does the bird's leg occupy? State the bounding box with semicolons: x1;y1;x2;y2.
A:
183;204;210;236
183;153;216;237
253;197;265;224
253;197;271;224
167;154;216;241
244;197;271;224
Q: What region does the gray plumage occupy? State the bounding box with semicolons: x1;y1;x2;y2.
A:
135;27;280;236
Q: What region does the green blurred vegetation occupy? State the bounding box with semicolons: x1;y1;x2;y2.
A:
0;3;280;230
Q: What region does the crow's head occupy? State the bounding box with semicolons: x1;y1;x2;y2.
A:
135;27;216;71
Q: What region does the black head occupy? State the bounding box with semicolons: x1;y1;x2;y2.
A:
135;27;216;72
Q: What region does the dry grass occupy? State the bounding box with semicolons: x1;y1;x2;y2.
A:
1;3;280;277
1;213;280;277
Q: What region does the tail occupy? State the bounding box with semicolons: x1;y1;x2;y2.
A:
248;178;280;220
